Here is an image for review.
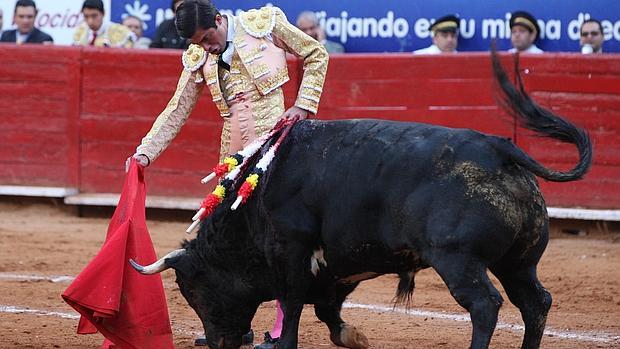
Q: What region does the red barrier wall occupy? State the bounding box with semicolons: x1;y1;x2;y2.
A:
515;55;620;208
0;45;81;188
1;45;619;208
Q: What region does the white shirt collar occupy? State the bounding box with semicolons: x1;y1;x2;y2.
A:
509;44;543;54
89;22;108;40
221;13;236;64
16;31;30;44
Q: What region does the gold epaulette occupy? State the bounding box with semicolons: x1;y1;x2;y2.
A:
182;44;207;72
73;23;87;44
107;23;133;47
239;6;278;38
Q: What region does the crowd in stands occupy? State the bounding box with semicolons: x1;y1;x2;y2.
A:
0;0;611;55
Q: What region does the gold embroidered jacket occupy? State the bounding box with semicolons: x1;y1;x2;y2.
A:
137;6;328;162
73;22;135;48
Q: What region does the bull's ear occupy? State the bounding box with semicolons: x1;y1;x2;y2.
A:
165;253;197;278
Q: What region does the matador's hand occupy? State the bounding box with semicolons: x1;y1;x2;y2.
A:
282;106;309;120
125;154;150;172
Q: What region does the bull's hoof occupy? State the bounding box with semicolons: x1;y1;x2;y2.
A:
194;330;254;347
254;332;278;349
331;324;369;349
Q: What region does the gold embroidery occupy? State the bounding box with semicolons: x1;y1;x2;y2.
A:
254;67;289;95
269;9;328;114
94;36;106;47
238;47;263;62
73;24;87;44
252;88;285;137
202;54;231;117
219;120;231;161
248;62;271;79
195;70;204;83
239;7;276;37
183;44;207;72
137;70;204;161
73;22;134;48
107;23;133;47
216;50;285;159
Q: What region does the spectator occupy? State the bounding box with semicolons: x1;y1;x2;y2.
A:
509;11;543;54
414;15;459;54
73;0;134;48
0;0;53;44
296;11;344;54
123;15;151;49
0;8;4;37
580;19;604;54
150;0;189;49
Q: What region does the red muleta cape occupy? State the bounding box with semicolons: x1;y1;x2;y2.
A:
62;160;174;349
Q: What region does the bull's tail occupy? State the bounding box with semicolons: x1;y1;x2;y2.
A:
491;50;593;182
393;272;414;308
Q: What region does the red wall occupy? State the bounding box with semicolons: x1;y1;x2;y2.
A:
0;45;81;188
0;45;619;208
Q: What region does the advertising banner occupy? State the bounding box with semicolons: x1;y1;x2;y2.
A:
0;0;110;45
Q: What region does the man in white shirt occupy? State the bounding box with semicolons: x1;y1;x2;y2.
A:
508;11;543;54
579;19;604;54
414;15;459;54
122;15;150;49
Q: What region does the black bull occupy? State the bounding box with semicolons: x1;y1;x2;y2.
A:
131;54;592;349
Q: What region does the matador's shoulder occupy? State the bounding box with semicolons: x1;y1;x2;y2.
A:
182;44;207;72
73;22;88;43
239;6;286;38
107;22;134;47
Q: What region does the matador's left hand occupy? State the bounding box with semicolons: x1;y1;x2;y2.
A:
282;106;309;120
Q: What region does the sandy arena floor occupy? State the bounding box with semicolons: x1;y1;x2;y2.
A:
0;199;619;348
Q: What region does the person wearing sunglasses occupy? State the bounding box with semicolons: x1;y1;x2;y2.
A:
579;19;604;54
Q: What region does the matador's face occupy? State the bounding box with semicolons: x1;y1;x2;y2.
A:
191;14;228;55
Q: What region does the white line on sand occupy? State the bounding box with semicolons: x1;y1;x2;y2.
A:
0;305;79;319
0;305;203;336
344;302;620;343
2;271;618;345
0;273;74;283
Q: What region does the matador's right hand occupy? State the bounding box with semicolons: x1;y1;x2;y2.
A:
125;154;150;173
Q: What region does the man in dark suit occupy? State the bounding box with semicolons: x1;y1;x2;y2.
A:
0;0;53;44
149;0;189;49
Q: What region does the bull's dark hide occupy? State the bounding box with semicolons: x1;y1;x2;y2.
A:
146;53;592;349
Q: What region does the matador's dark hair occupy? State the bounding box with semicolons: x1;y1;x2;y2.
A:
175;0;220;39
81;0;104;14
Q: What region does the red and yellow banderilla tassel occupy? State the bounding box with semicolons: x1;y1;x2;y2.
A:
201;156;240;184
186;184;226;233
234;173;259;207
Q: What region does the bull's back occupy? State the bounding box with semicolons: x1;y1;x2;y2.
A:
283;119;510;193
265;119;544;273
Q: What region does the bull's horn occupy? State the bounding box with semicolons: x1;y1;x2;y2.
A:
129;249;186;274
